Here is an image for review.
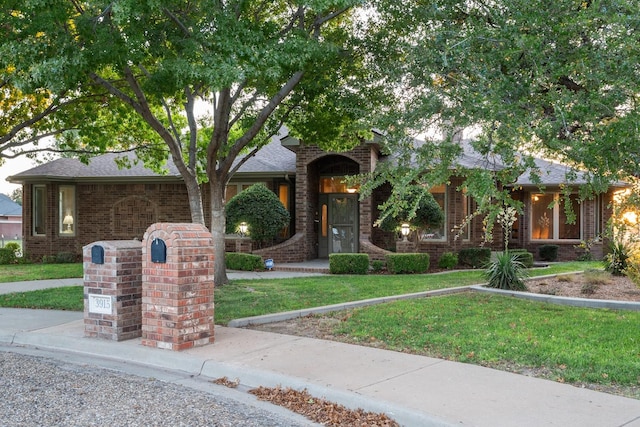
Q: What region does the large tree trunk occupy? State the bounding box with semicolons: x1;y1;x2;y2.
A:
209;179;229;286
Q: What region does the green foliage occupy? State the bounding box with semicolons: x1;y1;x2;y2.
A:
225;252;264;271
370;260;385;273
385;253;430;274
510;249;534;268
458;248;491;269
329;253;369;275
41;252;77;264
437;252;458;270
225;184;290;245
0;248;17;265
538;245;559;262
484;252;528;291
604;242;629;276
378;186;444;234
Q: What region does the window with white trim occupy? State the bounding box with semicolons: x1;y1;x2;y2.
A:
33;185;46;236
531;193;581;240
59;186;76;236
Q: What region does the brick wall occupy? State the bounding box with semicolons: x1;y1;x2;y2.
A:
23;181;192;261
83;240;143;341
141;223;214;351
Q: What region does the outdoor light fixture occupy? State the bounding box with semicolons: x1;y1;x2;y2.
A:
400;223;410;241
63;214;74;232
238;222;248;237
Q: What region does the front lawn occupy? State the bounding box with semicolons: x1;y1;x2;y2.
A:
330;293;640;396
2;261;637;396
0;263;83;283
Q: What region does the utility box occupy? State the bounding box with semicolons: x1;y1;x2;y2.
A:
141;223;215;351
83;240;143;341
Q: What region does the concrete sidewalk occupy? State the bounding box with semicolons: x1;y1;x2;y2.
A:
1;279;640;426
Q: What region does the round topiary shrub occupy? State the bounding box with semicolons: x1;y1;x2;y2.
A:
225;183;290;246
379;187;444;235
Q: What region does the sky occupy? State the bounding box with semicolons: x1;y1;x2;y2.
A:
0;155;42;196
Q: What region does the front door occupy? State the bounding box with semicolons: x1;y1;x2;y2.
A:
318;194;359;257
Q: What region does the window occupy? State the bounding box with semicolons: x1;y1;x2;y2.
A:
420;184;446;241
531;193;581;240
33;185;46;236
59;186;76;235
225;183;261;201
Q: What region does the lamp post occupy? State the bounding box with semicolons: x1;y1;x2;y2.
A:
238;222;248;237
400;223;410;242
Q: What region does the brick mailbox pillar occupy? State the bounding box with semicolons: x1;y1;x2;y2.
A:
141;223;215;351
83;240;143;341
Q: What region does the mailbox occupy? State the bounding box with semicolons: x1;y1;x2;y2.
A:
151;238;166;263
91;245;105;264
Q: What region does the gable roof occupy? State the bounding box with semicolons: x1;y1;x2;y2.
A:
0;194;22;216
8;138;296;183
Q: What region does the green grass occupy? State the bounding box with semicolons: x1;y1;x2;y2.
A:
0;286;84;311
331;293;640;391
1;260;635;393
0;263;83;283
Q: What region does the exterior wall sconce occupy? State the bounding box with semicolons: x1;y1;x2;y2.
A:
400;223;410;241
238;222;248;237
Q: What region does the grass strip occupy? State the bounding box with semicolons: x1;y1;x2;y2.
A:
331;292;640;389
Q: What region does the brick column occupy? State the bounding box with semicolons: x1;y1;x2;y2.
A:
396;239;415;253
141;223;214;351
83;240;143;341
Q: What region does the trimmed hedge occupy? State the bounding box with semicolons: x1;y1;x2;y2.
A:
226;252;264;271
329;253;369;275
539;244;559;262
438;252;458;269
458;247;491;268
385;253;430;274
510;249;534;268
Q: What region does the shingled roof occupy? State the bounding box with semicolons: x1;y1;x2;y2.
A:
9;138;295;183
0;194;22;216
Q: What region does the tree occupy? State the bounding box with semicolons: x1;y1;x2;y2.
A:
9;188;22;206
361;0;640;235
5;1;384;285
225;183;290;247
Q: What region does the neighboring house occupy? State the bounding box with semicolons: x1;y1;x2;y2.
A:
0;193;22;240
8;135;620;263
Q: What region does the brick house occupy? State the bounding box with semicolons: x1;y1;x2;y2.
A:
8;134;619;263
0;193;22;240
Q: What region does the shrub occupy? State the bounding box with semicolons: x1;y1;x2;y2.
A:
385;253;430;274
378;187;444;234
510;249;534;268
484;251;528;291
438;252;458;270
458;247;491;268
0;248;17;265
55;252;77;263
538;245;559;262
225;183;290;246
329;253;369;275
370;260;385;273
604;241;629;276
226;252;264;271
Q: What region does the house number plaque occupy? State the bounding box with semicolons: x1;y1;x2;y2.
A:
88;294;113;315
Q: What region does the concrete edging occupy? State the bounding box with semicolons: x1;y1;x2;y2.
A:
228;271;640;327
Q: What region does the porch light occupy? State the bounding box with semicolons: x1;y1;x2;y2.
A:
400;223;410;241
238;222;248;237
63;214;74;231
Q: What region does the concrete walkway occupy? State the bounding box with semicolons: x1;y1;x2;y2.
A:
1;274;640;426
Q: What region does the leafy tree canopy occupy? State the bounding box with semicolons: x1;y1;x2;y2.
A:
361;0;640;237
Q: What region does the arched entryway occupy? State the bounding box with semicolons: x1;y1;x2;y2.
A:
313;156;360;258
